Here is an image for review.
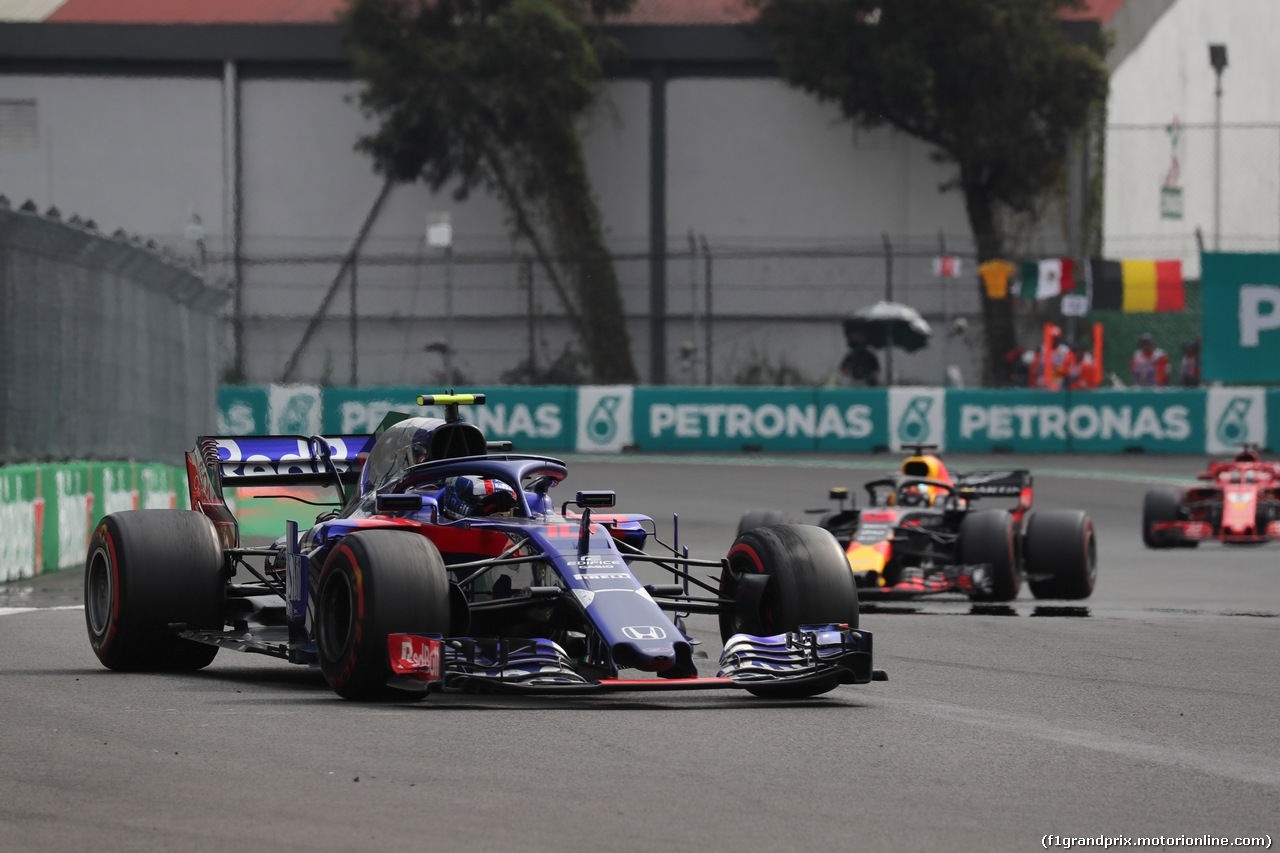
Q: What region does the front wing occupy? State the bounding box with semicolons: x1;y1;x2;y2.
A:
853;563;994;598
388;625;881;695
1151;519;1280;544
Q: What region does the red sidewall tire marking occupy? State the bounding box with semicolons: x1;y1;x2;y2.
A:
330;544;366;688
96;528;120;653
728;543;764;574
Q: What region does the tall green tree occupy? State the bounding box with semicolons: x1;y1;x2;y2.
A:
756;0;1109;381
343;0;638;383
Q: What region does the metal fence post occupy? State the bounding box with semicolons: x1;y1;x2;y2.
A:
349;254;358;386
699;234;713;386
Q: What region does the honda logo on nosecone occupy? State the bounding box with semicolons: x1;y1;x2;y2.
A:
622;626;666;641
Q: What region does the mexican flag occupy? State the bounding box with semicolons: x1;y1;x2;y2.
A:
1018;259;1076;299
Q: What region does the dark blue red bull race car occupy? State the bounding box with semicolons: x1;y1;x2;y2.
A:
738;448;1097;602
85;393;883;700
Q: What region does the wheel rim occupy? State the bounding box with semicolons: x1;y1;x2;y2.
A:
317;571;355;663
724;550;773;636
86;548;113;637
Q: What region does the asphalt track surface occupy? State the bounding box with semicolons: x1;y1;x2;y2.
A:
2;453;1277;852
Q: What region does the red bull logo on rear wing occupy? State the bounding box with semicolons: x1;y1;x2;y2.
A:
201;435;376;487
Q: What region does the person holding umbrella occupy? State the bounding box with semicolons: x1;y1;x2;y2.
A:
839;333;881;386
843;302;932;386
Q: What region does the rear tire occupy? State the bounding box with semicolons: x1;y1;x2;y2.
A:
958;510;1019;602
1025;510;1097;600
84;510;224;672
736;510;792;538
316;531;450;700
721;524;859;698
1142;488;1181;549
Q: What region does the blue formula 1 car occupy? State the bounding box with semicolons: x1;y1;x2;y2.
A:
85;393;883;700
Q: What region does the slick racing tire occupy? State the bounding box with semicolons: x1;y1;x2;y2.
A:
1024;510;1097;600
316;531;449;701
721;524;859;698
958;510;1020;602
85;510;225;672
736;510;792;538
1142;488;1184;549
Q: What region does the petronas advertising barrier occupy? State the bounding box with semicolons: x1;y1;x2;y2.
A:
0;462;185;583
9;386;1276;579
216;384;1280;456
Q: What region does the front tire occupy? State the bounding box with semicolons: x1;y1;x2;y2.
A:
84;510;225;671
959;510;1019;602
316;531;450;700
1025;510;1097;600
1142;488;1181;549
721;524;860;698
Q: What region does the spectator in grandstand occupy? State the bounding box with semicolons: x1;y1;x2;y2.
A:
1179;338;1201;387
1131;333;1170;387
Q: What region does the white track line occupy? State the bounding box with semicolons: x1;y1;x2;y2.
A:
0;605;84;617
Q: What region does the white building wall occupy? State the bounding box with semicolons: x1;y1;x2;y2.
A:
668;78;971;246
1105;0;1280;275
0;68;988;386
666;78;978;386
0;74;223;238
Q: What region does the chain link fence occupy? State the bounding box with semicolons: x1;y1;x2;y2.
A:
234;234;992;389
0;207;228;464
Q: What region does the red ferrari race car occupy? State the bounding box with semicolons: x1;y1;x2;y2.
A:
1142;445;1280;547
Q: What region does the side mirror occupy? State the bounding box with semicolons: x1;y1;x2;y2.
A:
575;490;616;508
376;493;425;513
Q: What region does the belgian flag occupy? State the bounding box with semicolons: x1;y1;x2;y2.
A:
1088;258;1184;312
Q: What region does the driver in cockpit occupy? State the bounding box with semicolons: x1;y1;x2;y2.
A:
436;475;518;520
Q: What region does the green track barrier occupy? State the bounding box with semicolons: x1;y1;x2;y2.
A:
0;462;186;582
216;384;1274;455
8;382;1275;578
947;389;1205;453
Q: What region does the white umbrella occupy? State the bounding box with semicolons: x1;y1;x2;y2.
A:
844;301;933;352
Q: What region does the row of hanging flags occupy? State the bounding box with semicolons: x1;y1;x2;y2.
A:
969;257;1186;312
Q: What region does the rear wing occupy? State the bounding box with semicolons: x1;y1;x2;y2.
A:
198;435;375;488
953;469;1033;498
185;435;375;548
